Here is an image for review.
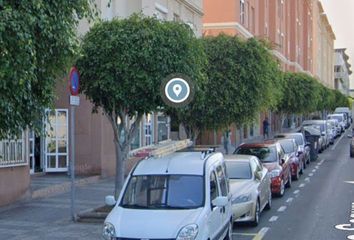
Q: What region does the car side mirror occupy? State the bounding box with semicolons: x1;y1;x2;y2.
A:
321;132;326;136
105;195;117;206
212;196;228;207
255;171;262;181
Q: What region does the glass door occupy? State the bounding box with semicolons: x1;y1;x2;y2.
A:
45;109;69;172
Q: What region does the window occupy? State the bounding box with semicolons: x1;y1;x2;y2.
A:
240;0;245;25
216;165;228;196
0;133;26;168
210;171;219;201
173;13;180;22
121;175;203;209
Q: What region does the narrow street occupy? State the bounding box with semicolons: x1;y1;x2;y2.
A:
234;128;354;240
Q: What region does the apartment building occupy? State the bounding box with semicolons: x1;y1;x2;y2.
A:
334;49;352;96
0;0;204;207
200;0;335;145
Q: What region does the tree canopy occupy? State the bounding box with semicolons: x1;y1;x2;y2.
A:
0;0;93;138
198;35;282;130
77;14;205;195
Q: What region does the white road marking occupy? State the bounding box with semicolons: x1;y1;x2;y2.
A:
277;206;287;212
299;183;305;188
315;166;319;169
332;131;346;150
347;235;354;240
269;216;278;222
305;177;310;182
344;181;354;184
286;197;293;203
252;227;270;240
335;224;354;231
312;169;317;173
293;190;300;194
309;173;314;177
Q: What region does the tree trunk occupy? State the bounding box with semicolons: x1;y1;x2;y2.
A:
114;141;127;199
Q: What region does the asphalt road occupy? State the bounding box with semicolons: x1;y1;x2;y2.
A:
233;129;354;240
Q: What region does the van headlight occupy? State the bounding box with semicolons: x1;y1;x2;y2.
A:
177;224;198;240
102;222;116;240
269;169;281;178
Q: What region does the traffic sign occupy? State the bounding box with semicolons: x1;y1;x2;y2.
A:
69;67;80;96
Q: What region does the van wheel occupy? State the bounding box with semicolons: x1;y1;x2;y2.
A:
224;220;233;240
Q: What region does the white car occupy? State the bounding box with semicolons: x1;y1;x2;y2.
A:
103;150;233;240
328;113;346;132
225;155;272;226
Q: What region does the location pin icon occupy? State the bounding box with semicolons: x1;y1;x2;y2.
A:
173;84;182;97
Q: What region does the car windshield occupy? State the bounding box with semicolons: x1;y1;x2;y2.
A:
235;146;277;163
225;161;252;179
303;123;324;132
120;175;203;209
288;135;304;145
279;140;294;153
329;115;343;122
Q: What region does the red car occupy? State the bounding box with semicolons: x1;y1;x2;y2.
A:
234;141;292;197
277;138;304;180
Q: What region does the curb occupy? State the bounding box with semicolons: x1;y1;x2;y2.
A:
31;175;101;199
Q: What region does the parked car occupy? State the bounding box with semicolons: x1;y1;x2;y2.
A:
350;134;354;158
225;155;272;226
274;132;310;165
335;107;352;126
234;141;292;197
277;138;303;180
327;118;341;138
328;113;346;133
326;121;335;145
103;151;233;240
302;120;329;151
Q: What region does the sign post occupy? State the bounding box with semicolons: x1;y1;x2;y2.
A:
69;67;80;221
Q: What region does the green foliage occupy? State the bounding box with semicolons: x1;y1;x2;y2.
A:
0;0;93;138
77;14;202;117
317;84;335;111
278;72;320;114
332;89;350;109
196;34;282;130
77;14;205;193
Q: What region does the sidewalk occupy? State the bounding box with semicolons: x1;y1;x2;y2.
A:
0;177;114;240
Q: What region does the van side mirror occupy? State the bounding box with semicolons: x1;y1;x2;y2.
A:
105;195;117;206
212;196;228;207
255;171;262;181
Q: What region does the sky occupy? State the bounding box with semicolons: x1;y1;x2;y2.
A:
321;0;354;88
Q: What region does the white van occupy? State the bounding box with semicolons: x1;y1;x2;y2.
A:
103;150;233;240
334;107;352;127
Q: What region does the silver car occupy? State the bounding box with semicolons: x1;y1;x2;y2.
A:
225;155;272;226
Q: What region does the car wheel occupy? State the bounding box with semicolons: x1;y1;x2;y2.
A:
223;220;233;240
294;166;300;180
265;187;272;210
278;180;285;197
285;170;292;188
350;151;354;158
251;200;260;226
299;161;304;175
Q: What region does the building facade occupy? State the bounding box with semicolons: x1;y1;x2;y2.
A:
200;0;336;145
334;48;352;96
0;0;204;207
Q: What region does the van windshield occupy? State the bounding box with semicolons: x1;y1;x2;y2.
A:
120;175;203;209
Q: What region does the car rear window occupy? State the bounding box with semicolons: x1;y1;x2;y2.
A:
225;161;252;179
235;146;277;163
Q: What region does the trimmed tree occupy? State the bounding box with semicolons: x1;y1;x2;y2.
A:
277;72;321;125
77;14;205;197
173;34;283;143
0;0;94;138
